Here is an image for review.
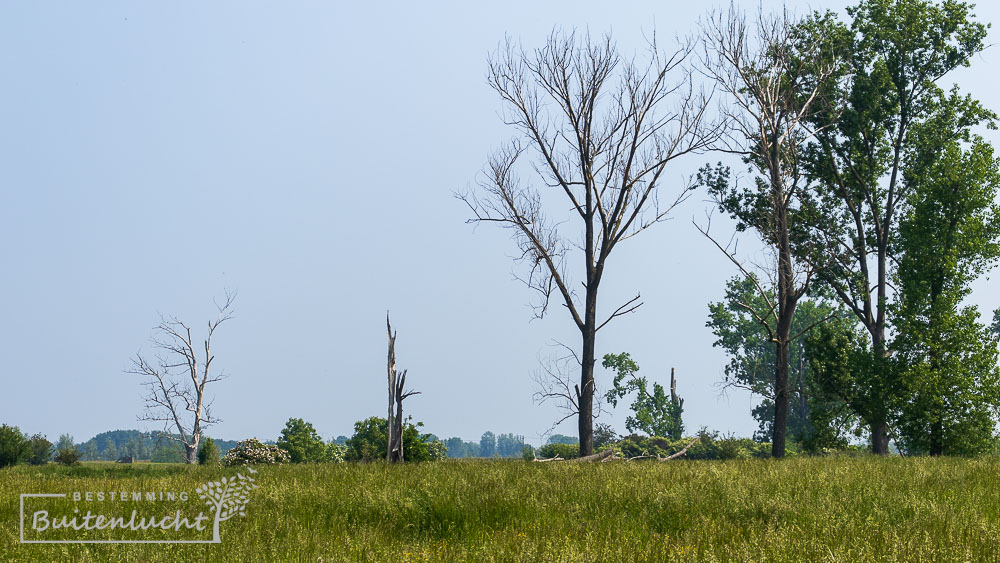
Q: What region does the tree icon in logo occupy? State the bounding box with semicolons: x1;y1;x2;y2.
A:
195;467;260;542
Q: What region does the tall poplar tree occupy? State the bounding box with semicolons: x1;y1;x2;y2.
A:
803;0;988;453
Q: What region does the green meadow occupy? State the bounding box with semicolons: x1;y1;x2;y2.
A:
3;457;1000;562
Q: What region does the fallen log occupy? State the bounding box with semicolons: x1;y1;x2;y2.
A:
661;438;699;461
573;448;615;462
532;455;564;462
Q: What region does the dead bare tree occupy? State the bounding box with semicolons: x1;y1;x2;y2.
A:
459;29;720;457
697;7;842;457
386;313;419;462
530;345;607;438
127;291;235;464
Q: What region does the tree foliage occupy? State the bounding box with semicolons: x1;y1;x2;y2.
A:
26;434;53;466
344;416;442;463
890;90;1000;455
277;418;328;463
802;0;989;453
0;425;29;469
602;353;684;440
53;434;81;466
707;276;857;449
198;437;220;465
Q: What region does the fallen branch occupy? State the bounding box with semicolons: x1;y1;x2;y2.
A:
573;448;615;462
661;438;699;461
532;455;564;462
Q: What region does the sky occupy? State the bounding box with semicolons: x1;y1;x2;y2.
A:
1;1;997;447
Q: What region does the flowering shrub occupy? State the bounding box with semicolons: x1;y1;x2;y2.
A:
326;442;347;463
222;438;290;467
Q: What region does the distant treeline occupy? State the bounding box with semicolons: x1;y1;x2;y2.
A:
442;433;577;458
75;430;239;463
71;429;576;462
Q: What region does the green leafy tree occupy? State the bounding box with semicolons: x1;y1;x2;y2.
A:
593;423;618;449
0;425;29;468
277;418;327;463
496;433;524;458
478;431;496;457
602;353;683;440
198;437;221;465
443;437;478;458
54;434;81;466
891;91;1000;455
81;440;98;462
102;438;117;461
345;416;438;462
802;0;989;453
26;434;53;465
708;276;857;449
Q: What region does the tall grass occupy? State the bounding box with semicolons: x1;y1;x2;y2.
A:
2;457;999;561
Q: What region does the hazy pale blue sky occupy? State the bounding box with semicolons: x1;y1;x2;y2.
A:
1;1;997;446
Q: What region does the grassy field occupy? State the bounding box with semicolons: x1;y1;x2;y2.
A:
2;457;999;562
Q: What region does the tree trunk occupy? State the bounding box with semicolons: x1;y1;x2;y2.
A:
772;199;796;459
578;325;596;458
870;328;891;455
772;338;789;458
871;422;890;455
577;277;598;458
185;443;198;465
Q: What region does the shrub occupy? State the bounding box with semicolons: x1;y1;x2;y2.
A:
0;425;29;468
54;445;81;466
344;416;442;462
521;444;535;461
616;432;782;460
26;434;53;465
197;437;220;465
277;418;327;463
426;439;447;461
537;443;579;460
221;438;290;467
325;442;347;463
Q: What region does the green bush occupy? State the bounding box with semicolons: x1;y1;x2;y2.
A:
54;444;81;466
521;444;535;461
537;443;579;459
26;434;53;465
344;416;442;462
197;437;220;465
221;438;290;467
0;425;29;468
277;418;327;463
616;432;791;460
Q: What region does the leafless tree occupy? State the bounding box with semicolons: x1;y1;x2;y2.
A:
386;313;419;462
459;29;719;456
531;343;607;438
127;291;236;464
697;7;842;456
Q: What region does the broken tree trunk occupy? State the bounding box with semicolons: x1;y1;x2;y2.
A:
386;312;419;463
387;314;398;462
